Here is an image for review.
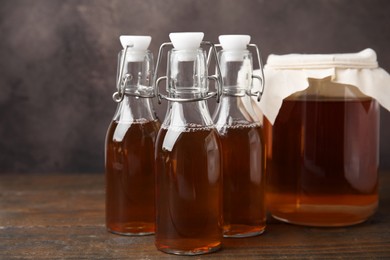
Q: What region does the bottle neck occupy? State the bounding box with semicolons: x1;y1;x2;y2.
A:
213;49;260;128
117;49;154;98
219;50;253;96
167;49;208;100
113;95;157;123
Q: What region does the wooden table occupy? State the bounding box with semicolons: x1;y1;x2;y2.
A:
0;173;389;259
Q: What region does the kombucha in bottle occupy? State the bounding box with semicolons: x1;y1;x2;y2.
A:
105;36;160;235
213;35;266;237
154;32;223;255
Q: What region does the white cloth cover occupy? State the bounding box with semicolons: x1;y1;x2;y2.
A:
253;48;390;124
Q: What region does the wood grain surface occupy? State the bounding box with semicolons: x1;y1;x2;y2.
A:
0;173;389;259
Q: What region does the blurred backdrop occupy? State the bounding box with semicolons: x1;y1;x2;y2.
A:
0;0;389;173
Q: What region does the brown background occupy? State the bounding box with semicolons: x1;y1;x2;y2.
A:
0;0;389;173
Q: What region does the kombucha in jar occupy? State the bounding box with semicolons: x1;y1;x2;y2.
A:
264;76;380;227
105;35;160;235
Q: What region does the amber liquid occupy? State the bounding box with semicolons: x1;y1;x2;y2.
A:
219;124;266;237
105;119;160;235
155;126;223;255
265;98;379;226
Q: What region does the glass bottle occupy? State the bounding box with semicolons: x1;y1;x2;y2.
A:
154;32;223;255
105;35;160;235
213;35;266;237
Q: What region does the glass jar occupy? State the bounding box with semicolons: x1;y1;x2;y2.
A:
258;49;388;227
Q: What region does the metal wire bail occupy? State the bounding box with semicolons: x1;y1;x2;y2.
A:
112;73;132;103
153;41;222;103
207;43;264;102
112;44;132;103
153;42;172;104
248;43;265;102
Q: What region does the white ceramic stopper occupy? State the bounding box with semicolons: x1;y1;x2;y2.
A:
119;35;151;61
219;35;251;61
169;32;204;50
169;32;204;61
219;35;251;50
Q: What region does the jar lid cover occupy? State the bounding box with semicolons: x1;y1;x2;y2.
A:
251;48;390;124
266;48;378;69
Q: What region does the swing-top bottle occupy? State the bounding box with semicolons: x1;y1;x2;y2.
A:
105;35;160;235
154;32;223;255
213;35;266;237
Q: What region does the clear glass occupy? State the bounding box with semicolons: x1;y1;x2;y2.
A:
213;50;266;237
167;49;208;99
265;77;379;227
105;50;160;235
116;49;154;97
155;48;223;255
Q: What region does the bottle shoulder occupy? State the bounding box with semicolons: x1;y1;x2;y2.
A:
213;96;261;127
161;101;214;129
106;119;160;143
156;124;220;153
216;121;263;137
112;96;159;123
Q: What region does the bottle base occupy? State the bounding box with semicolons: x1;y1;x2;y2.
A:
107;228;154;236
156;241;221;256
269;202;377;227
106;222;155;236
223;225;266;238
